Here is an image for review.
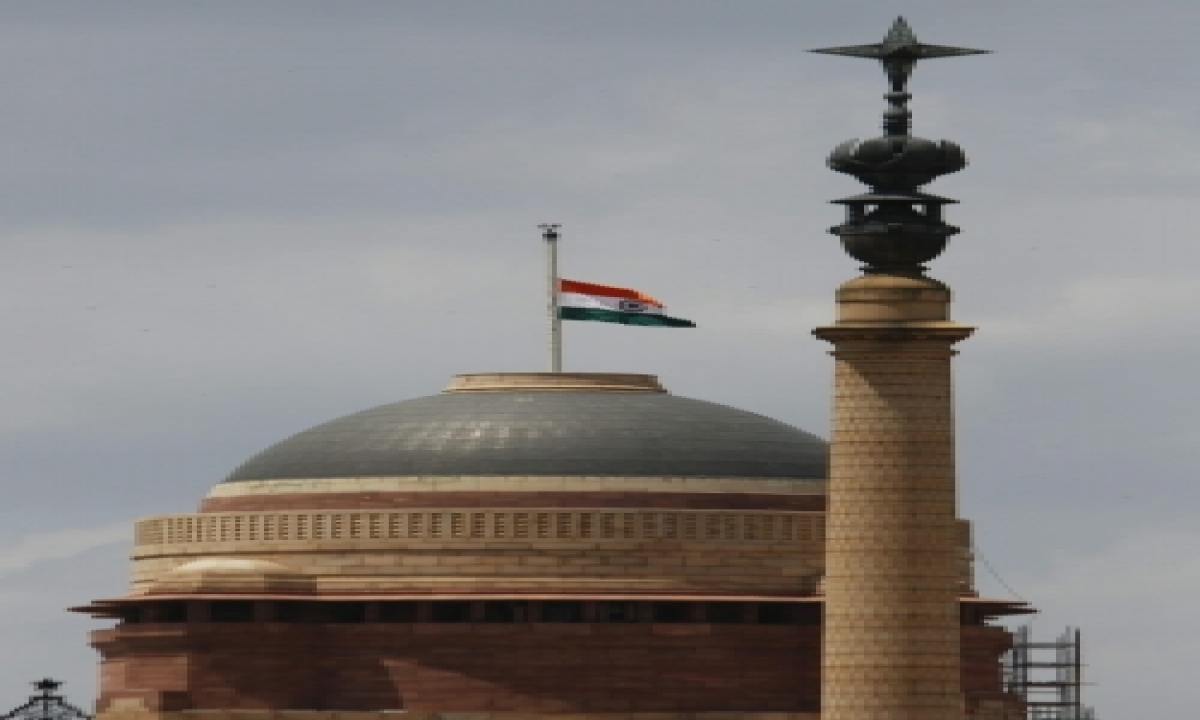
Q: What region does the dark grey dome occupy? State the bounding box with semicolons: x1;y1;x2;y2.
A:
224;385;827;483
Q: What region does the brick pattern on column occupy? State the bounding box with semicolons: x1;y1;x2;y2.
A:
817;323;972;720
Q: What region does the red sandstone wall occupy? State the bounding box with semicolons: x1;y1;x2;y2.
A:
94;623;1011;714
962;625;1014;696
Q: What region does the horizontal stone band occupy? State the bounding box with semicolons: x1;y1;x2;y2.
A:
135;509;829;550
208;476;827;498
199;491;828;513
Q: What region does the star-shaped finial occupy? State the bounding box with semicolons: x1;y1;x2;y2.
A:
811;17;989;91
33;678;61;694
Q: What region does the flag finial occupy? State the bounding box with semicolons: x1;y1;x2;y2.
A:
814;20;988;275
539;224;563;372
810;17;989;92
539;223;560;241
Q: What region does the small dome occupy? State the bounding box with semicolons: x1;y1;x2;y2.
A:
150;558;313;595
222;373;827;484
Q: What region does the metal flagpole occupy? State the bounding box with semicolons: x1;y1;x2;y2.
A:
539;224;562;372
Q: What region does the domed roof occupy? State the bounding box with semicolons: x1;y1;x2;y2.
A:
223;373;827;483
149;558;313;595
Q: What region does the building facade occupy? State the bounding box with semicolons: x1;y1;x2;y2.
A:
75;18;1031;720
77;372;1026;720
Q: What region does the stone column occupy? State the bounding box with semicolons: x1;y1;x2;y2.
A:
815;273;973;720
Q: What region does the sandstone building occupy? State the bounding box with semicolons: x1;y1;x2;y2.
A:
74;17;1031;720
75;372;1027;719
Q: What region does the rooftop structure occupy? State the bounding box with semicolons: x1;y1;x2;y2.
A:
223;373;827;483
75;18;1033;720
76;372;1028;719
811;17;1017;720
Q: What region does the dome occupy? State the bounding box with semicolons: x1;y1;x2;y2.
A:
149;558;313;595
223;373;827;484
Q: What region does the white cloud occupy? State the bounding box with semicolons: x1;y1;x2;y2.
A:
0;3;1191;715
1015;530;1200;720
0;522;129;577
1055;107;1200;179
977;276;1200;348
691;294;833;338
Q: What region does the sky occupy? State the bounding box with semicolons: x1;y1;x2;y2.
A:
0;1;1193;717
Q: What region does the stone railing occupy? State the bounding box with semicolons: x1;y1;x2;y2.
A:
134;509;827;548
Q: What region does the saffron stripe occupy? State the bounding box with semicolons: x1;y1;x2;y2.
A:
559;279;663;307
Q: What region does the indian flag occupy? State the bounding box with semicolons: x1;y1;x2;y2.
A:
558;279;696;328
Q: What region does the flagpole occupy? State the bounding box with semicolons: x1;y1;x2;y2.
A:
539;224;562;372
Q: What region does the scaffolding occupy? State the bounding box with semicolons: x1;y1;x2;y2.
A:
1003;625;1097;720
1;680;91;720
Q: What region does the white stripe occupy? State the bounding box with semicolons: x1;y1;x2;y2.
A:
559;291;664;315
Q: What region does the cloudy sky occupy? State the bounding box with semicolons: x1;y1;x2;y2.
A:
0;1;1194;717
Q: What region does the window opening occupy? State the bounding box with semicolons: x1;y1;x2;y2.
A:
379;602;418;623
706;602;746;624
596;601;638;623
652;602;690;623
431;601;471;623
542;601;583;623
210;601;255;623
483;601;528;623
758;603;795;625
329;602;366;624
275;601;305;623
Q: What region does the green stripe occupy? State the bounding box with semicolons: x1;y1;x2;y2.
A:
559;306;696;328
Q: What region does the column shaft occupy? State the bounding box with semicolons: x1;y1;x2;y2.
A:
815;274;972;720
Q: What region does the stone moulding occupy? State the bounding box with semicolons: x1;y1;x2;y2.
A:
134;509;828;548
120;509;974;598
204;476;828;499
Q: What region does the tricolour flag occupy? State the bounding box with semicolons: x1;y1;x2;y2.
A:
558;279;696;328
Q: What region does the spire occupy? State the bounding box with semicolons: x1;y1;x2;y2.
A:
1;679;92;720
811;17;989;93
811;18;989;275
